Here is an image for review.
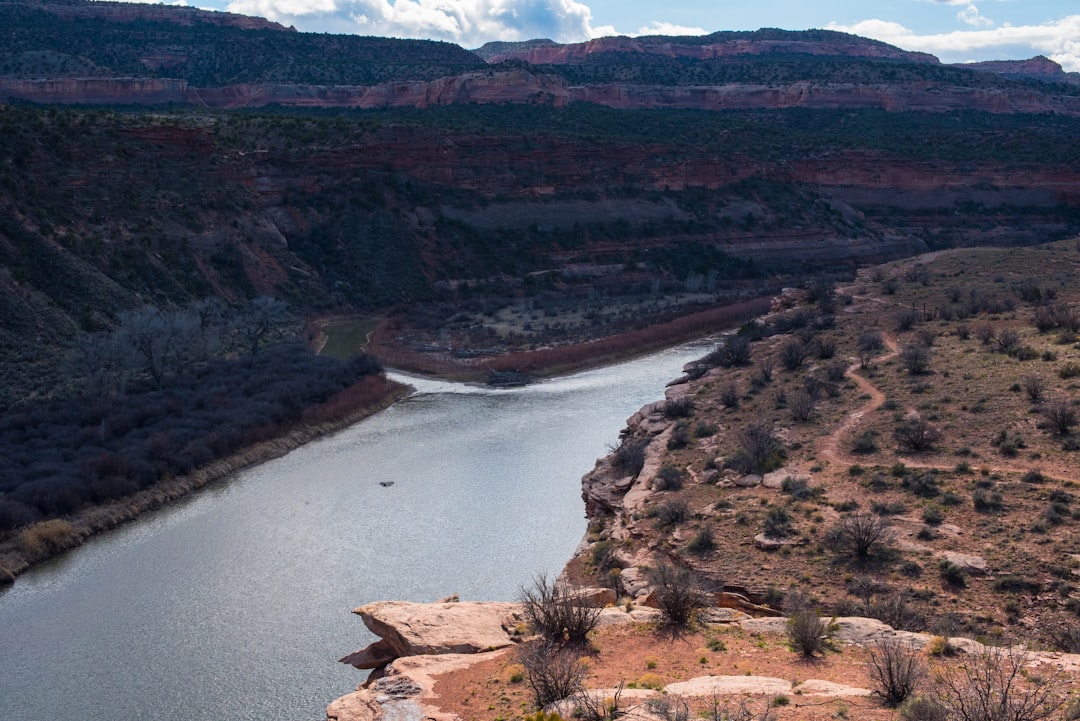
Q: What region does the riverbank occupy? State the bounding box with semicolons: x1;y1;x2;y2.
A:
328;242;1080;721
367;296;773;382
0;375;409;585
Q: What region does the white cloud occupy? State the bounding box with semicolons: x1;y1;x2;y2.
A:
633;21;708;37
225;0;599;45
828;15;1080;72
957;4;993;28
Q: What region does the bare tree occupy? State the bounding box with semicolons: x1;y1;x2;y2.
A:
929;646;1069;721
117;305;200;389
237;296;289;355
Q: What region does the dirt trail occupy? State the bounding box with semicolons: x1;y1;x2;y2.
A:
816;323;1075;484
818;332;898;467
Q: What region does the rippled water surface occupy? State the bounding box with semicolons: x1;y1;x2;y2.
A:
0;339;718;721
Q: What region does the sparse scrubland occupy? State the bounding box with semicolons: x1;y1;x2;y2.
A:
408;239;1080;721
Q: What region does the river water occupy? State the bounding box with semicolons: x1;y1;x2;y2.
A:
0;339;717;721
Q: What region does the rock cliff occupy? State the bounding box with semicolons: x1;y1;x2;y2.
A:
6;72;1080;116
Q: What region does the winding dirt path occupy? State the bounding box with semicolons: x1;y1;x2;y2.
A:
816;323;1075;484
818;332;898;467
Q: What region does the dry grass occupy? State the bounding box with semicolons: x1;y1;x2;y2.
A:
16;519;81;558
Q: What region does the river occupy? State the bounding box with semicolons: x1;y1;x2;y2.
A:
0;338;718;721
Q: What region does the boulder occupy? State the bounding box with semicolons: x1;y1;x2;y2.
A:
734;474;762;488
352;601;520;660
571;587;617;607
753;533;803;550
940;551;988;575
761;470;791;490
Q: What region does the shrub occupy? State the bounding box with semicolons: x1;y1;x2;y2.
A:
900;344;931;375
647;563;711;628
781;476;820;501
1059;363;1080;379
654;500;689;528
611;438;648;476
653;464;685;491
787;609;830;658
787;391;817;422
902;470;940;499
762;506;794;539
756;356;775;384
815;337;837;359
703;335;752;368
663;396;695;419
693;420;718;438
1042;396;1077;435
667;421;691;450
867;638;925;706
975;323;996;345
730;422;785;474
687;526;715;555
1048;625;1080;654
996;328;1021;355
779;339;807;371
825;360;847;383
900;697;949;721
894;412;941;452
720;383;740;408
824;512;890;560
938;561;967;588
516;640;585;708
928;646;1069;721
519;574;601;648
972;488;1003;512
851;430;878;454
896;308;921;331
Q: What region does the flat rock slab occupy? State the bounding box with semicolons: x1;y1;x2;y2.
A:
665;675;873;699
796;680;872;697
665;675;791;696
354;601;521;659
596;607;663;626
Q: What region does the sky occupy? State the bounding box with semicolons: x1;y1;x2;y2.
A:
160;0;1080;71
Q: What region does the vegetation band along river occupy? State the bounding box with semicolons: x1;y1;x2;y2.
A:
0;336;719;721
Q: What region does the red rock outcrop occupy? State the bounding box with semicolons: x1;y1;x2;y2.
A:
6;72;1079;116
483;34;937;65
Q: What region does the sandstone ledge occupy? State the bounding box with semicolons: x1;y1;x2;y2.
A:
329;602;1080;721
